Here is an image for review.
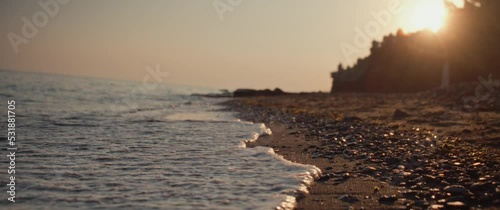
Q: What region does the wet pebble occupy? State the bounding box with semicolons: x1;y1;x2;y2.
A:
378;195;398;203
445;201;467;209
338;194;360;203
444;185;472;196
414;199;430;207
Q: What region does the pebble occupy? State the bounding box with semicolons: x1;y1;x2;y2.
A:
414;199;430;207
445;201;466;208
378;195;398;203
423;174;438;183
444;185;472;196
429;204;444;209
342;173;351;179
338;194;360;203
393;109;410;120
361;166;377;174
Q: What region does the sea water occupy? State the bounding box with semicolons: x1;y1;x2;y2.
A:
0;70;320;210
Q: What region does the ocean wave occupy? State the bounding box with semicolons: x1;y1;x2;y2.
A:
235;123;322;210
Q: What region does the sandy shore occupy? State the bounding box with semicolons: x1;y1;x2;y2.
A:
247;124;405;209
222;92;499;209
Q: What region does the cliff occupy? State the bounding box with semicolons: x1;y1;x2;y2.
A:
331;0;500;93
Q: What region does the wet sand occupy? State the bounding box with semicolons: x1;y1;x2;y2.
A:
223;92;500;209
248;124;405;209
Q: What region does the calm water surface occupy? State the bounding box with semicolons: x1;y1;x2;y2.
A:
0;70;319;210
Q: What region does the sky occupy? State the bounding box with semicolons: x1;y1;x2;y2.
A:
0;0;463;92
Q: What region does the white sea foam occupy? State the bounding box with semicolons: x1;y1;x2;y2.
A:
236;122;322;209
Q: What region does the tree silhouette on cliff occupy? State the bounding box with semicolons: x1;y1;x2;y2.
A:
331;0;500;93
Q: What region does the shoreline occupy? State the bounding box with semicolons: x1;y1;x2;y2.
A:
222;93;499;209
247;123;405;209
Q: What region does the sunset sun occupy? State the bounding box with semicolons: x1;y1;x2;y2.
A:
406;1;448;33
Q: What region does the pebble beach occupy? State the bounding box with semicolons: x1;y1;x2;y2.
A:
223;91;500;209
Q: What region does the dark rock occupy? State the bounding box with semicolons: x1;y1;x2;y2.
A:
317;173;336;181
339;194;360;203
414;167;424;173
423;174;439;183
393;109;410;120
401;190;418;199
344;116;362;122
361;166;377;174
444;185;472;196
414;199;430;207
469;182;490;192
379;195;398;203
462;129;472;134
233;88;286;97
384;157;402;165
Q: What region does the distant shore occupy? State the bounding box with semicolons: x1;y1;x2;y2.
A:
222;92;499;210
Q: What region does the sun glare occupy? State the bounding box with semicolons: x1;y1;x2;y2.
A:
406;1;448;33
